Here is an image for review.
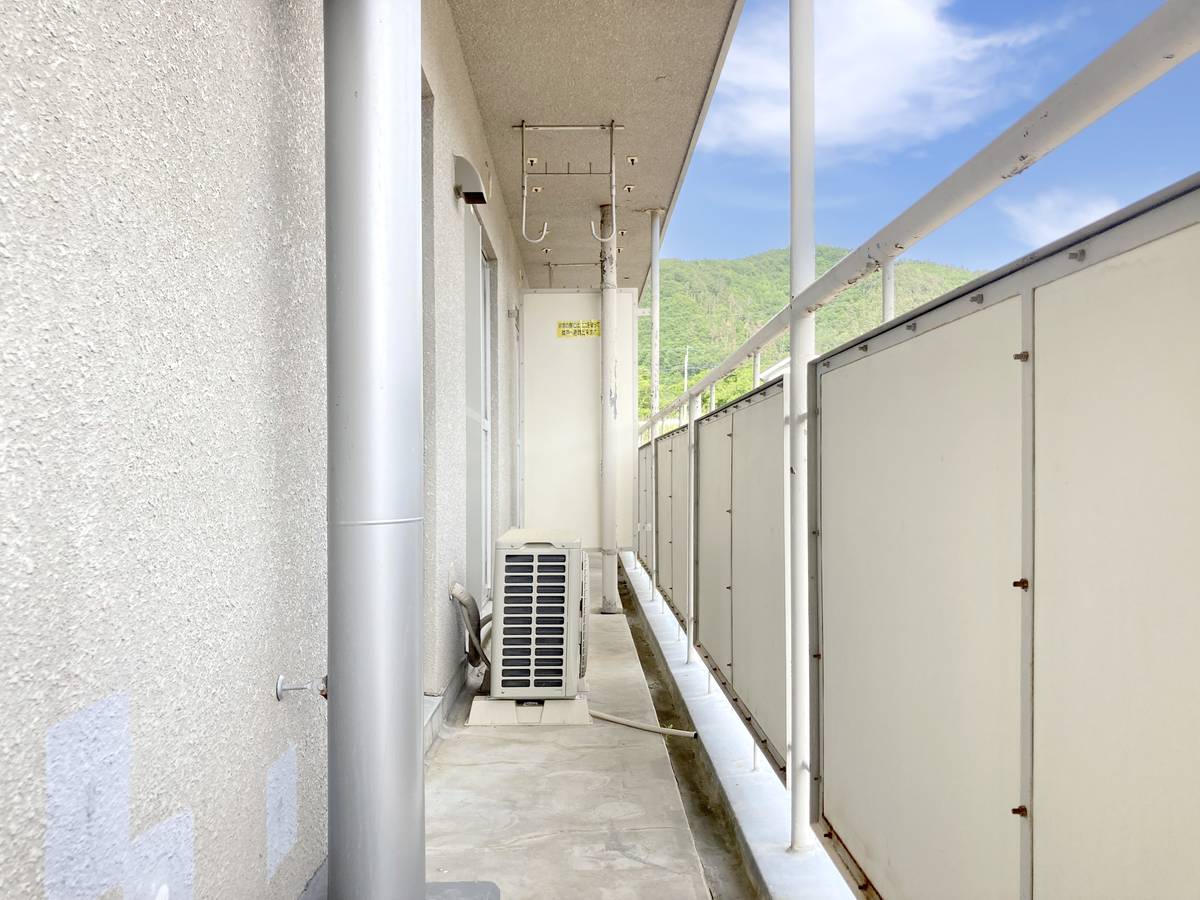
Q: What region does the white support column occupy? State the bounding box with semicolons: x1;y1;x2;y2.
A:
648;209;663;604
324;0;424;895
650;209;663;417
600;203;621;614
882;257;896;322
753;350;762;386
789;0;817;854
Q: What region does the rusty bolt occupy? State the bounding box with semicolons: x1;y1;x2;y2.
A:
1012;805;1028;817
1013;578;1030;590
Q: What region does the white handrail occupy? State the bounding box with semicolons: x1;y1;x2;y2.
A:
642;0;1200;430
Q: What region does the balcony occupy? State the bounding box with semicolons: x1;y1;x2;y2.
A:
3;1;1199;899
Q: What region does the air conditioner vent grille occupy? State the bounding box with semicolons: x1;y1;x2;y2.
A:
498;549;575;691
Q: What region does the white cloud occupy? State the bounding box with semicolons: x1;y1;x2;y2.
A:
701;0;1060;158
997;189;1121;249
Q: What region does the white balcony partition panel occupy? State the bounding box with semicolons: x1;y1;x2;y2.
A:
729;382;789;760
1032;220;1200;900
655;433;675;601
522;289;636;549
695;415;733;680
816;297;1023;900
811;181;1200;899
637;442;652;565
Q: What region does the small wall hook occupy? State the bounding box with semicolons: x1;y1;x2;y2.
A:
276;675;313;701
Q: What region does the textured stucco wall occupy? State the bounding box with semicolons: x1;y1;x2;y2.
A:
421;0;523;697
1;1;521;894
0;2;328;896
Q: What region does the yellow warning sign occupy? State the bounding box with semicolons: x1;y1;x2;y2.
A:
556;319;601;338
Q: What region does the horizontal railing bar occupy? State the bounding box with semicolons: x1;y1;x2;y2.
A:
643;0;1200;430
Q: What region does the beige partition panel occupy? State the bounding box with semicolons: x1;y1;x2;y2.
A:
818;298;1022;900
521;289;636;547
655;436;674;599
1033;222;1200;899
696;414;733;678
670;428;691;620
730;386;788;756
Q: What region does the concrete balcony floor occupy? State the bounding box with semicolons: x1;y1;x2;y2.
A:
424;555;713;899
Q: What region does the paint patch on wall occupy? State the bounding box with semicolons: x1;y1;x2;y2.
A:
44;694;195;900
266;743;298;880
44;694;131;898
125;811;195;900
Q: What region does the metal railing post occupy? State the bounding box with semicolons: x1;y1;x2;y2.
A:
650;209;662;416
789;0;817;854
687;394;700;662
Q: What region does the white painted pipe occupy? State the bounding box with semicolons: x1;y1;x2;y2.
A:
591;710;697;740
789;0;817;854
600;203;620;614
641;0;1200;432
324;0;424;894
753;350;762;385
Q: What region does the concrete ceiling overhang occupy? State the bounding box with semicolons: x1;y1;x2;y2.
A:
447;0;744;293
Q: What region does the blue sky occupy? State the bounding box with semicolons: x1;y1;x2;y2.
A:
663;0;1200;271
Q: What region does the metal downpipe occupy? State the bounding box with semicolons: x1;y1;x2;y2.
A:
325;0;424;896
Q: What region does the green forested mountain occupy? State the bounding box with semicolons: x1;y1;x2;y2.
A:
637;247;979;418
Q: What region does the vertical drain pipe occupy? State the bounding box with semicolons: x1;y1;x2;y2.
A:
325;0;424;896
789;0;817;854
600;203;621;614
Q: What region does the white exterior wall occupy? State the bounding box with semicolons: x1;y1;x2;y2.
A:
421;0;524;697
0;5;329;897
0;0;525;895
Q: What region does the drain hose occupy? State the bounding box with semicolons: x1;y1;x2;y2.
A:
450;582;490;669
590;710;697;739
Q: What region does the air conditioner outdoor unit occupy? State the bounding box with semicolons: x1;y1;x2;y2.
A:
491;529;588;700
